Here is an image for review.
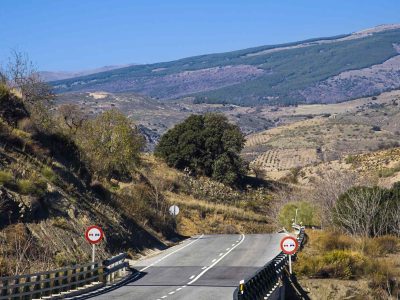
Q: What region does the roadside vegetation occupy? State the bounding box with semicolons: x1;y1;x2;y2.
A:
0;51;277;276
275;168;400;299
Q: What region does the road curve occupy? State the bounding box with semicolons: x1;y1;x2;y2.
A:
93;233;285;300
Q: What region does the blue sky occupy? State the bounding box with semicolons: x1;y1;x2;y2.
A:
1;0;400;71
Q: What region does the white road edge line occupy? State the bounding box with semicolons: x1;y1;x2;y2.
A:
187;234;245;285
189;275;195;279
140;234;204;272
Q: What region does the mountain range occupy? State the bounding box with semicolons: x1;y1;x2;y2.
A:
51;24;400;106
38;63;137;81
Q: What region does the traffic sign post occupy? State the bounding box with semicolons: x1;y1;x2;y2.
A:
280;236;299;274
85;225;104;264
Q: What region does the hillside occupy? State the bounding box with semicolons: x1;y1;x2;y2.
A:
0;88;274;275
52;25;400;106
243;90;400;179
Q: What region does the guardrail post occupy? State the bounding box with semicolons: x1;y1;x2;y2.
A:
12;277;19;297
33;275;41;299
43;272;51;297
23;276;31;297
1;278;9;297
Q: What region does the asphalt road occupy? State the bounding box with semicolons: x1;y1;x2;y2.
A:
93;233;285;300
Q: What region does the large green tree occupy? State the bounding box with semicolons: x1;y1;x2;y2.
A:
155;113;246;186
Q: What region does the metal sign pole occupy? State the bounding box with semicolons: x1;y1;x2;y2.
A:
288;254;292;274
92;244;95;263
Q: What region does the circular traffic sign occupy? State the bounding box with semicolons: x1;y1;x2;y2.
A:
85;225;104;245
169;205;180;216
280;236;299;255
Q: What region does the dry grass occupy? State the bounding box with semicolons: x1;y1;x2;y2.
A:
165;192;273;235
296;230;400;299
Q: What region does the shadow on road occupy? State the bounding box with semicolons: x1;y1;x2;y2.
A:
72;269;147;300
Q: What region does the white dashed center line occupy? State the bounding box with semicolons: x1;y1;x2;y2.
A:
188;234;245;285
153;234;245;299
140;234;204;272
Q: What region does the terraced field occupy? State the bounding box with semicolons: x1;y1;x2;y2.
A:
243;91;400;178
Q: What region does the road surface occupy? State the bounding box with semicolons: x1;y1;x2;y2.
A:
93;233;284;300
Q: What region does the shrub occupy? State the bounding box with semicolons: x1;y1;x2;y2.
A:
363;236;399;256
313;231;353;252
345;154;357;164
17;179;46;196
41;166;57;183
54;251;77;267
296;250;366;279
0;171;13;186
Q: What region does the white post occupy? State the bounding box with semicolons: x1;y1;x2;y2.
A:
92;244;95;263
288;254;292;274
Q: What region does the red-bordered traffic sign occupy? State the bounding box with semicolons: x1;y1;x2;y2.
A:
280;236;299;255
85;225;104;245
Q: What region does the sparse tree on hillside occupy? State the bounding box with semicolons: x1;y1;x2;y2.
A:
76;109;145;179
155;113;246;186
4;50;54;106
333;186;393;237
311;170;375;228
1;50;55;131
57;104;87;135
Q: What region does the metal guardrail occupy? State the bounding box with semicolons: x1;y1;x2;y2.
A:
0;253;128;300
234;227;306;300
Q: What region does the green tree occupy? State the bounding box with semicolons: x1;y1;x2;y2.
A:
76;109;144;179
278;201;317;229
155;113;246;186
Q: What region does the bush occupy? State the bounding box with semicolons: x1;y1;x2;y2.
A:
0;171;13;186
17;179;46;196
54;251;77;267
296;250;366;279
313;231;353;252
41;166;57;183
363;236;399;256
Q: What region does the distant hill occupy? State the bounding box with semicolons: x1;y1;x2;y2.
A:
52;24;400;106
38;63;137;81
